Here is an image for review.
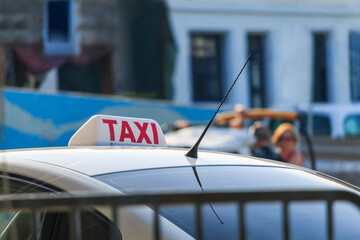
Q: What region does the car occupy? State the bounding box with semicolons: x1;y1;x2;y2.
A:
0;114;360;240
165;108;316;169
298;103;360;139
164;124;251;155
296;103;360;162
164;108;299;156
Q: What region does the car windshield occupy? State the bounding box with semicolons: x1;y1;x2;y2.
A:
94;166;360;239
344;115;360;137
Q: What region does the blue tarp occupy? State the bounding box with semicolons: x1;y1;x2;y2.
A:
1;88;221;149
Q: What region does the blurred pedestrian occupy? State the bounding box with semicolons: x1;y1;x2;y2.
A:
173;119;190;130
229;104;248;129
271;123;303;166
249;121;282;161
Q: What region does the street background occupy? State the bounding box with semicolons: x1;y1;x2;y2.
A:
1;0;360;186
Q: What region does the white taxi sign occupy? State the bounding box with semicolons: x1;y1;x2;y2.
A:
68;115;167;147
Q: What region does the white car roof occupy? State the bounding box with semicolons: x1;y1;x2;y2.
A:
1;147;282;176
1;146;358;193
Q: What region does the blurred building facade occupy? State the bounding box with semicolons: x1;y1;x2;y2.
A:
167;0;360;109
0;0;176;99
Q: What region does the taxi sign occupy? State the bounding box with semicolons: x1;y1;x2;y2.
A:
68;115;167;147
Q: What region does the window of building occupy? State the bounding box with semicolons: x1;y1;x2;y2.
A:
248;34;267;108
191;33;224;101
43;0;80;55
47;1;69;42
350;31;360;101
312;33;329;102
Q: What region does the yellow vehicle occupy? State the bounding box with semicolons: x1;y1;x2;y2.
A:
216;108;298;126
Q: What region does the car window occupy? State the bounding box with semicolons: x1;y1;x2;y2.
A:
52;211;121;240
95;166;360;239
299;114;331;136
289;201;327;240
95;166;348;193
0;175;52;239
334;200;360;239
0;213;18;234
0;213;15;230
313;115;331;136
0;174;121;240
161;200;360;240
344;115;360;137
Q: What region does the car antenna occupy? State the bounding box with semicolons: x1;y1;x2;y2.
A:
185;53;252;158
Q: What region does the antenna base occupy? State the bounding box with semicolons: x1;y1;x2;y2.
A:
185;146;198;158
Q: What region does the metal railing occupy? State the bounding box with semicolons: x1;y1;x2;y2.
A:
0;189;359;240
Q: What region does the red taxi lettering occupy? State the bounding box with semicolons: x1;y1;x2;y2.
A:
135;122;152;144
102;119;117;141
151;123;159;144
119;121;136;143
102;119;160;145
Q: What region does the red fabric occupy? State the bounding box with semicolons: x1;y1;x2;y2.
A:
68;46;110;65
283;150;297;163
14;44;111;75
14;45;66;74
